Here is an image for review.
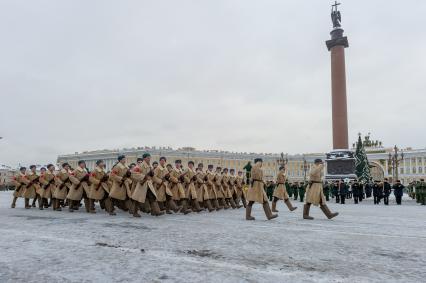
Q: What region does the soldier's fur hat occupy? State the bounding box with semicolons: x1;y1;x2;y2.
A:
254;158;263;163
78;160;85;165
279;166;285;171
314;159;323;164
230;169;235;172
188;161;194;165
420;178;425;181
62;163;70;168
142;153;151;159
208;164;214;169
175;160;182;164
96;160;103;166
160;156;167;161
29;165;36;169
19;166;26;171
223;168;228;171
117;155;126;161
47;164;54;169
152;161;158;165
137;158;143;162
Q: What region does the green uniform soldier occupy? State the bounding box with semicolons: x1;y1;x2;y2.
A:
265;181;275;201
416;179;426;205
292;182;299;200
298;182;306;202
323;182;330;201
286;181;293;198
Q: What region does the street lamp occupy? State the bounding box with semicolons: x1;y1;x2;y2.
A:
388;145;404;183
301;154;309;182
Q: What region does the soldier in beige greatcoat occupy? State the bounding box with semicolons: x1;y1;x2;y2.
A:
168;160;191;214
271;166;297;213
222;168;237;209
205;165;222;210
38;164;57;210
54;163;72;211
32;167;46;208
152;157;179;214
11;167;28;208
67;160;90;212
246;158;278;220
304;159;339;220
183;161;202;212
109;155;132;212
196;163;214;212
130;153;163;217
214;167;229;209
235;171;247;208
23;165;39;209
229;169;242;209
88;160;115;215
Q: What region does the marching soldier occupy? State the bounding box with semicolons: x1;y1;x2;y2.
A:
292;182;299;201
32;167;45;208
131;153;163;217
169;160;192;214
222;168;236;209
183;161;201;212
271;166;297;213
365;180;373;198
298;182;306;202
352;180;361;204
205;165;222;210
246;158;278;221
393;180;404;205
88;160;115;215
196;164;214;211
214;167;228;209
383;178;392;205
235;171;247;208
338;180;347;204
303;159;338;220
39;164;56;210
24;165;39;209
67;160;90;212
152;157;179;214
11;167;27;208
109;155;132;211
229;169;242;209
55;163;72;211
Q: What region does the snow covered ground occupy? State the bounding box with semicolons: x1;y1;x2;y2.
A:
0;191;425;283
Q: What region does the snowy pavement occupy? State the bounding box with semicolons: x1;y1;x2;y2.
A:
0;191;425;283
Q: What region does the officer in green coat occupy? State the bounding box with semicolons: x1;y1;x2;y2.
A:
292;182;299;201
286;181;293;198
416;179;426;205
298;182;306;202
265;181;275;201
323;181;330;201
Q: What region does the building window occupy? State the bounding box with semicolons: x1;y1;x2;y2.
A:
400;168;404;174
412;167;416;174
419;167;423;174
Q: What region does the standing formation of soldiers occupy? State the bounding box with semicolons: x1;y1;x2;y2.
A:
10;154;248;216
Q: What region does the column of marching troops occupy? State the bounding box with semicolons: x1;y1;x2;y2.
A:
9;154;425;220
9;155;341;220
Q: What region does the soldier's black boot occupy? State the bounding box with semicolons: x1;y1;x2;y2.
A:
320;204;338;219
245;204;255;220
263;202;278;220
303;204;314;220
284;199;297;211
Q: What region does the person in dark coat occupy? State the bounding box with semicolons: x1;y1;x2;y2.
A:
383;178;392;205
323;182;330;201
365;180;373;198
373;180;382;204
352;180;361;204
332;181;339;203
339;180;347;204
393;180;404;205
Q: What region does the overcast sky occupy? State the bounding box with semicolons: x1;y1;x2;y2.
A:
1;0;425;166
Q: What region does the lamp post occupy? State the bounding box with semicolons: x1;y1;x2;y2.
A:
388;145;404;183
301;154;309;182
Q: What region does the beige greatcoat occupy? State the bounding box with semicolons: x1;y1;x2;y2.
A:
235;175;245;198
23;172;38;199
55;169;72;200
169;167;186;201
88;166;109;200
221;173;233;198
195;171;208;202
130;161;157;203
152;164;172;202
305;164;326;206
39;170;56;199
12;173;28;198
204;170;216;200
183;168;198;200
246;163;268;204
109;162;130;201
67;167;89;201
273;170;289;200
214;173;225;198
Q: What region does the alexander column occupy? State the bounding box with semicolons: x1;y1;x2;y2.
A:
326;2;349;150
